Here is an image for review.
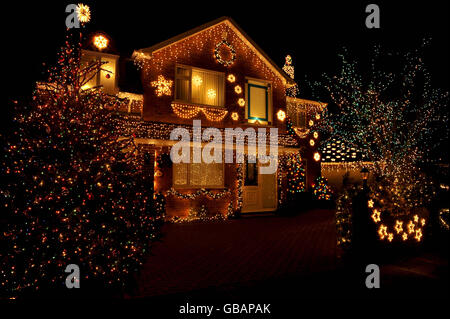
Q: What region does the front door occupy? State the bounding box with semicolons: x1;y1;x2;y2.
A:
242;159;277;213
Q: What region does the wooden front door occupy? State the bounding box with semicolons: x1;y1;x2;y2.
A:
242;159;277;213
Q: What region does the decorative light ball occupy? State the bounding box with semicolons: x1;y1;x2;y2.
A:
234;85;242;94
238;98;245;107
227;74;236;83
231;112;239;121
277;110;286;121
93;35;108;50
105;73;111;79
77;3;91;24
207;88;217;99
315;113;321;120
309;139;315;146
309;120;314;127
313;131;319;139
313;152;321;162
192;75;203;86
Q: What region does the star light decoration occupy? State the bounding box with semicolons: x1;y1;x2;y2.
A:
231;112;239;121
76;3;91;24
238;98;245;107
151;75;173;97
367;198;427;243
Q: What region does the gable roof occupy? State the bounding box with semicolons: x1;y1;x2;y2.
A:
137;17;295;87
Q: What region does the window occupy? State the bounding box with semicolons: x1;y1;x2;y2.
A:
80;50;118;95
175;65;225;107
173;162;224;188
172;147;224;188
245;79;272;124
287;100;306;128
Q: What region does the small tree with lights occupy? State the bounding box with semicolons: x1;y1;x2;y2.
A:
312;41;448;246
0;28;162;297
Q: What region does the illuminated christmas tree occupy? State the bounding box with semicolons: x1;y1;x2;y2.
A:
0;30;162;297
286;152;306;194
312;177;333;200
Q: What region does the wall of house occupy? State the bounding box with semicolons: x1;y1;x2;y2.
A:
141;22;287;132
153;146;238;217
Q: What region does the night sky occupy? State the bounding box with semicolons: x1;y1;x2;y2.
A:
4;1;449;103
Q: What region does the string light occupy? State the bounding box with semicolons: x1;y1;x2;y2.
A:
171;102;228;121
151;75;173;97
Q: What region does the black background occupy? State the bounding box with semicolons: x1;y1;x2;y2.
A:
3;0;448;103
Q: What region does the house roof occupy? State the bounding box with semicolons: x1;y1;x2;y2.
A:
137;16;296;87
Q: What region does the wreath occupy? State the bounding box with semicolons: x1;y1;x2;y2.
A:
214;40;236;66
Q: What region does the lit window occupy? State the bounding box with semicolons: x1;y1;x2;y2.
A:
173;162;224;189
175;65;225;107
246;80;272;124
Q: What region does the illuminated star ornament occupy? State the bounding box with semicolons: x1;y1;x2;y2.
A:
151;75;173;97
371;209;381;223
77;3;91;24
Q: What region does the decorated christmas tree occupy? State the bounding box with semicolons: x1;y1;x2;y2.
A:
312;176;333;200
0;29;162;297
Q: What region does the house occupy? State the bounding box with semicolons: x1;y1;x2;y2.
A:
83;17;326;218
320;138;373;191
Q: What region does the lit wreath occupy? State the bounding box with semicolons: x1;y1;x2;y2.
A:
214;40;236;67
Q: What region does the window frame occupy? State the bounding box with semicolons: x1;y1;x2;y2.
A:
244;77;273;125
174;64;226;108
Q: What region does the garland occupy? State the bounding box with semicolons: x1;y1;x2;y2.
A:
214;40;236;67
166;187;231;199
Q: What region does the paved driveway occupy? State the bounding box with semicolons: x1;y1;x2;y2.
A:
136;209;336;297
